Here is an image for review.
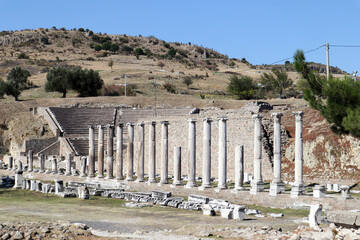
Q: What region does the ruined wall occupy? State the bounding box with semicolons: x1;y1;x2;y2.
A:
24;137;58;154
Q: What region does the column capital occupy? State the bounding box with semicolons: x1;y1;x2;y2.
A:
161;121;169;125
97;125;105;129
217;117;228;122
188;119;197;123
137;121;145;127
203;118;213;123
117;123;124;128
127;122;135;126
88;125;95;129
106;124;114;129
271;112;283;123
292;111;305;121
252;114;263;121
148;121;157;125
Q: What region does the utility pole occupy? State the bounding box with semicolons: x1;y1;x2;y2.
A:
326;43;330;80
124;75;127;97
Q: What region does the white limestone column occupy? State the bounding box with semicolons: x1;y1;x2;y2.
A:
97;125;105;178
106;124;114;179
200;118;212;190
172;146;182;186
88;125;95;178
291;111;305;197
28;150;33;172
65;153;72;176
80;156;87;177
136;122;145;182
39;154;45;173
147;121;156;184
51;156;58;174
216;117;228;190
116;123;124;180
270;113;285;196
186;119;197;188
250;114;264;194
159;121;169;185
8;156;13;170
232;145;244;192
126;123;135;181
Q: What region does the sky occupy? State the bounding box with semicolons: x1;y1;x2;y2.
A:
1;0;360;73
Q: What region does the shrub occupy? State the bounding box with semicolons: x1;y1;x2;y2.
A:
167;48;176;58
134;48;144;56
101;42;111;51
100;84;135;96
121;45;133;54
72;38;82;46
182;76;193;89
94;45;102;51
163;82;176;93
163;42;170;48
78;28;85;32
110;43;119;52
227;75;257;100
18;52;29;59
0;79;6;99
40;36;49;45
158;61;165;69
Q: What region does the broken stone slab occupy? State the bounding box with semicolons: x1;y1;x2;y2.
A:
309;204;322;230
326;183;333;191
327;211;360;227
268;213;284;218
202;204;216;216
245;209;260;215
54;180;64;194
220;208;233;219
78;186;90;199
42;183;52;193
57;192;77;198
313;185;326;198
188;194;209;204
151;190;171;199
67;181;100;189
233;206;246;220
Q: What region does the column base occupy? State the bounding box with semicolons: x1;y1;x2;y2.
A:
184;182;197;189
146;181;156;185
40;170;45;173
170;182;183;188
290;184;305;198
116;176;124;181
126;177;134;182
250;181;265;195
198;184;212;191
231;187;245;193
105;176;114;180
269;182;285;196
58;172;64;175
214;185;227;192
80;174;87;178
89;174;95;178
158;181;168;186
34;169;39;173
65;172;71;176
52;171;58;175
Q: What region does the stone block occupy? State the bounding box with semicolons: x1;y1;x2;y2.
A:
202;204;216;216
151;190;171;199
327;211;358;226
313;185;326;198
220;208;233;219
233;205;246;220
188;194;209;204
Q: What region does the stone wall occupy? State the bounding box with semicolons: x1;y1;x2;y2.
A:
24;137;58;154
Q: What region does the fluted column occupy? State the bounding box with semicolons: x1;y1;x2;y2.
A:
185;119;196;188
126;123;135;181
136;122;145;182
172;146;182;186
105;125;114;179
116;123;124;180
232;145;244;192
270;113;285;196
65;153;72;176
39;154;45;173
147;121;156;184
291;111;305;197
97;125;105;178
28;150;33;172
80;156;87;177
250;114;264;194
159;121;169;185
200;118;212;190
216;117;228;191
51;156;58;174
88;126;95;178
8;156;13;170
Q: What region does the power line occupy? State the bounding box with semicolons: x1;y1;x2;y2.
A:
331;44;360;48
270;44;325;65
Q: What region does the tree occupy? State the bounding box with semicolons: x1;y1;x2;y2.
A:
101;42;111;51
167;48;176;58
108;60;113;69
293;49;360;136
5;67;31;101
110;43;119;52
45;66;72;98
0;79;6;99
182;76;193;89
260;68;293;96
94;45;102;51
69;67;104;97
158;61;165;69
134;48;144;56
227;75;257;100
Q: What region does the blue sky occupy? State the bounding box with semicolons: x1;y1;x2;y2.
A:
1;1;360;73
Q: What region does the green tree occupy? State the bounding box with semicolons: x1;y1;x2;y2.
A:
108;60;113;69
260;68;293;96
69;67;104;97
182;76;193;89
5;67;31;101
227;75;257;100
293;49;360;136
0;79;6;99
101;42;111;51
94;44;102;51
167;48;176;58
45;66;72;98
110;43;119;52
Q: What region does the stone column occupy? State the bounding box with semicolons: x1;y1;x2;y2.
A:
39;154;45;173
200;118;212;190
159;121;169;185
51;156;58;174
126;123;135;181
116;123;124;180
232;145;244;192
250;114;265;194
97;125;105;178
172;146;182;186
80;156;87;177
88;126;95;178
65;153;72;176
105;125;114;179
291;111;305;197
216;117;228;191
147;121;156;184
270;113;285;196
186;119;197;188
8;156;13;170
136;122;145;182
28;150;33;172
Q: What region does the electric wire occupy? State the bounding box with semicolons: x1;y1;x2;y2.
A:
270;44;325;65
